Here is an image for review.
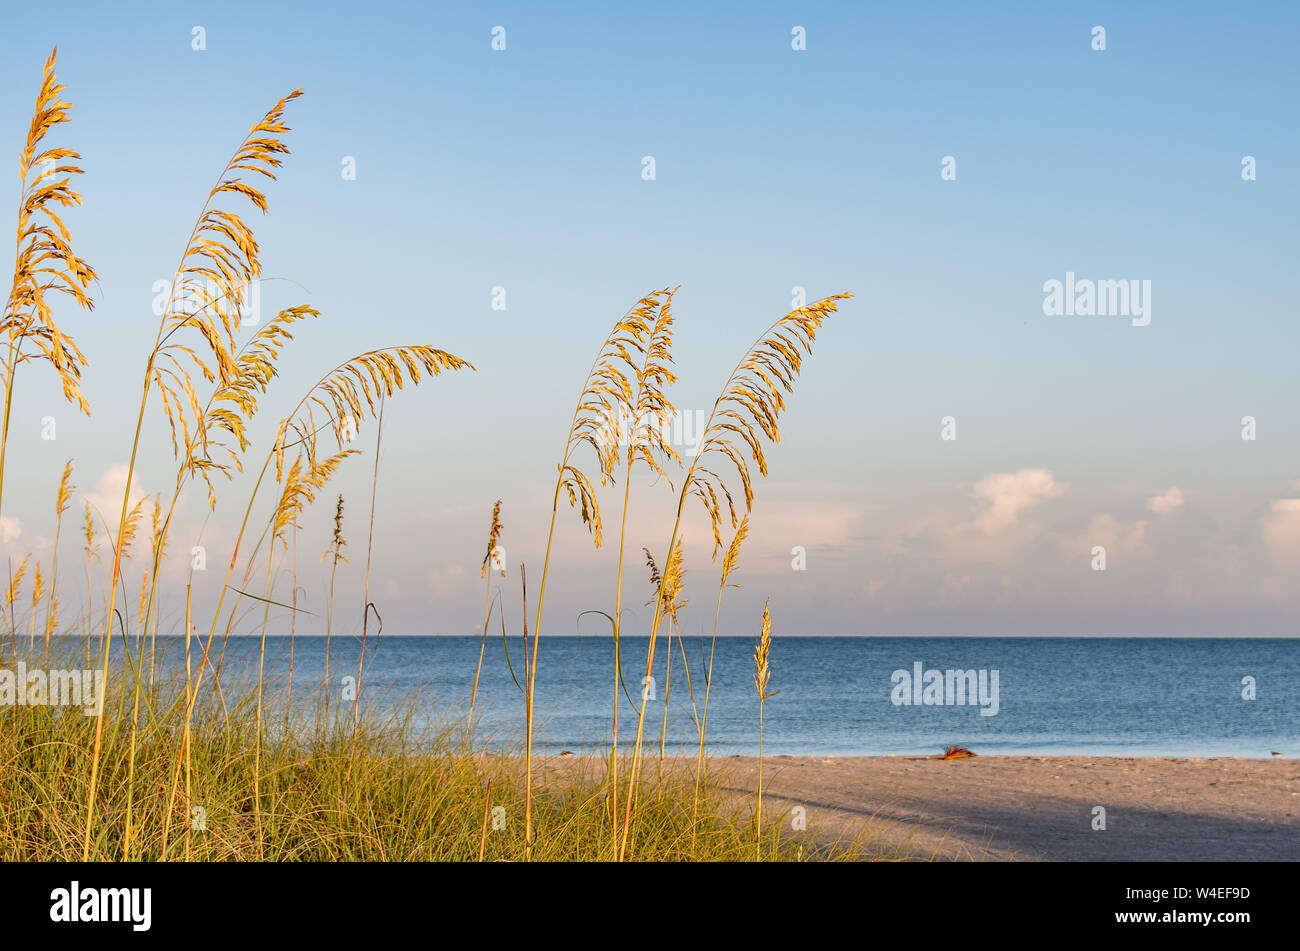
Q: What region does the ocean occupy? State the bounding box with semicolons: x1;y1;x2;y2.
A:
58;634;1297;758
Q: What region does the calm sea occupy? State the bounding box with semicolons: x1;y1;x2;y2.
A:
70;634;1298;758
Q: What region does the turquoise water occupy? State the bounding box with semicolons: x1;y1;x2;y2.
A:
74;635;1297;758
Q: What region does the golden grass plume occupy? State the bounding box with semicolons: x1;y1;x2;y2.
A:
555;289;671;547
754;599;774;702
6;555;29;607
623;287;680;480
149;89;304;465
276;345;472;484
481;499;503;579
323;492;348;566
690;293;851;555
3;47;97;416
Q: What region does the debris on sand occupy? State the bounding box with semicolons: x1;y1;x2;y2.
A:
930;745;977;760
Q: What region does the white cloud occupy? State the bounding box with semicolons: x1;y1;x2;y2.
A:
81;464;149;530
0;516;21;543
1261;498;1300;564
972;468;1065;533
1147;486;1184;514
1076;513;1150;556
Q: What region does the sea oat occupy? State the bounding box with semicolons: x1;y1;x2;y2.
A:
688;294;851;555
6;557;29;604
481;499;503;579
2;48;97;420
754;600;774;702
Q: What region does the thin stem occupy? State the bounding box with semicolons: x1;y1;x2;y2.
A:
253;536;275;858
694;580;726;823
608;465;633;856
352;394;384;738
757;699;765;859
466;577;494;755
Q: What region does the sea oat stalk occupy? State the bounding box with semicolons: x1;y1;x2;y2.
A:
619;292;849;859
753;600;775;857
467;500;503;751
524;291;664;853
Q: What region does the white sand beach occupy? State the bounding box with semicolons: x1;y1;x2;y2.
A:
713;755;1299;861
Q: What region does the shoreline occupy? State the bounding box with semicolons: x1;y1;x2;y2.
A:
542;754;1299;861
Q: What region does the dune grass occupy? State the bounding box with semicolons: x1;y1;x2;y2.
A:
0;50;862;862
0;644;892;862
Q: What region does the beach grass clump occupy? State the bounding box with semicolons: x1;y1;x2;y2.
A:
0;646;885;862
0;49;863;862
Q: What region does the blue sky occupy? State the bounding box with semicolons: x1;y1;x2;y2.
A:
1;2;1297;636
